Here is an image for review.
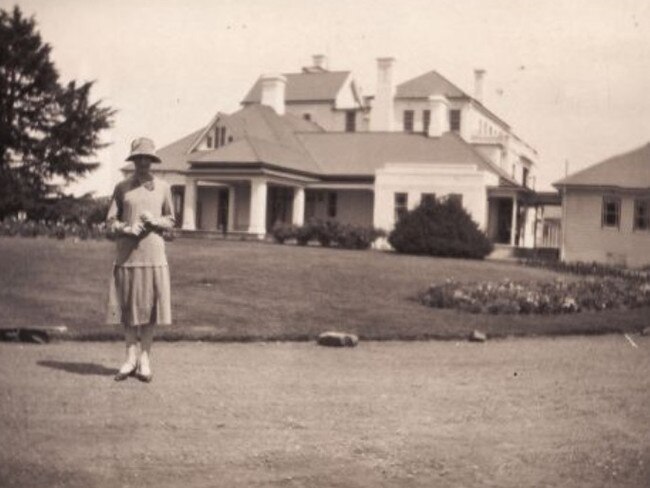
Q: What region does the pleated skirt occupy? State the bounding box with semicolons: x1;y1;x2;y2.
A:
107;265;172;327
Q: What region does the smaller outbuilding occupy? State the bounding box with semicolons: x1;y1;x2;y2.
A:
554;142;650;267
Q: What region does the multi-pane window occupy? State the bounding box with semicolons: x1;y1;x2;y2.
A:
345;110;356;132
395;193;408;222
602;196;620;228
634;199;650;230
449;109;461;132
327;192;337;218
522;167;529;188
403;110;414;132
422;110;431;134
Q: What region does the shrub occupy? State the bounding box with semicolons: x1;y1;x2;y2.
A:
271;222;297;244
334;224;385;250
310;219;340;247
388;198;493;259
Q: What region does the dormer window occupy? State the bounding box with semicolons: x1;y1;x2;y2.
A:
207;136;213;148
345;110;356;132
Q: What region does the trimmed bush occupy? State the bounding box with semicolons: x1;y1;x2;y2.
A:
388;198;493;259
271;222;297;244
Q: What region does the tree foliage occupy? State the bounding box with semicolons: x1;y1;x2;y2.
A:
0;5;115;217
388;197;494;259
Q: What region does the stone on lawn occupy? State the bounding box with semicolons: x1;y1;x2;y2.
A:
642;326;650;336
469;330;487;342
317;331;359;347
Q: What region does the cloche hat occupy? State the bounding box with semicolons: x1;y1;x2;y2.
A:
126;137;161;163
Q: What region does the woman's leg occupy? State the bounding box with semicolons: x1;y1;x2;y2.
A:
137;324;154;380
115;326;139;380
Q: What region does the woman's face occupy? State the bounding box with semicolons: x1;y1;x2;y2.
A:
133;157;152;176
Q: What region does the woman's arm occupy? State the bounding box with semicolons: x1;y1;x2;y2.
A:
141;184;176;231
106;185;142;238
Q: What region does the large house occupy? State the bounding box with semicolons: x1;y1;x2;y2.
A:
144;55;545;249
554;143;650;267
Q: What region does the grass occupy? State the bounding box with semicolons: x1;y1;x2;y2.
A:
2;337;650;487
1;236;648;341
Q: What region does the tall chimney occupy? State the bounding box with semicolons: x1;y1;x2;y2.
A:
370;57;395;132
427;95;450;137
312;54;327;70
260;74;287;115
474;69;486;103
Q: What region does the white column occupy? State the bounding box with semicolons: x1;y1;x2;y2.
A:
182;178;197;230
510;196;518;246
292;187;305;226
248;178;268;237
227;185;236;232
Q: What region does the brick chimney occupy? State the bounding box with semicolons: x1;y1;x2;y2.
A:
312;54;327;70
370;57;395;131
427;95;450;137
260;74;287;115
474;69;486;103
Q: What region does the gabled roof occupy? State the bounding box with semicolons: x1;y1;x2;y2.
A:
395;70;468;99
554;142;650;189
153;128;204;172
241;71;351;104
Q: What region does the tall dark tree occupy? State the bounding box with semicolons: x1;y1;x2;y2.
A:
0;5;115;217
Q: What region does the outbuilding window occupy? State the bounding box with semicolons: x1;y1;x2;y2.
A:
395;193;408;222
403;110;414;132
602;196;621;228
634;199;650;230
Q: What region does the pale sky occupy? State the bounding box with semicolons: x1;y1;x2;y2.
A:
11;0;650;195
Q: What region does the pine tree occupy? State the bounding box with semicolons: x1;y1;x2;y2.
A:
0;5;115;217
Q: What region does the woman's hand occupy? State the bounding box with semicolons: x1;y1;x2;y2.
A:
123;222;145;237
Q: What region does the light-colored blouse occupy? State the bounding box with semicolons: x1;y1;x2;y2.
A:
106;176;175;267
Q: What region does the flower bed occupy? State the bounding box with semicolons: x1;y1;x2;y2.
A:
0;218;107;240
420;277;650;314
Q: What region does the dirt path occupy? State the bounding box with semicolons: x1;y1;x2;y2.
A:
1;336;649;487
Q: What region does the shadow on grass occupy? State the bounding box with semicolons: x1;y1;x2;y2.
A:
37;360;117;376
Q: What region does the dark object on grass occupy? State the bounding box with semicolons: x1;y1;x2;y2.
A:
0;328;50;344
642;327;650;336
388;198;493;259
469;330;487;342
317;331;359;347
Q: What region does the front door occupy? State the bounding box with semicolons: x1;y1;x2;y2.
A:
266;186;293;231
217;188;229;232
496;198;513;244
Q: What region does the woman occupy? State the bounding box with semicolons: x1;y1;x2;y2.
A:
106;137;175;383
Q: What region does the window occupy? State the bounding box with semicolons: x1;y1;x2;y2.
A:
522;167;529;188
602;196;620;228
395;193;408;222
421;193;436;205
634;199;650;230
403;110;414;132
327;192;337;218
449;109;461;132
206;136;213;148
345;110;356;132
303;113;312;121
447;193;463;207
422;110;431;134
220;127;226;146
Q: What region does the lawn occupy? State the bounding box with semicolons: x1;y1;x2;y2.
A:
0;236;648;340
1;337;649;487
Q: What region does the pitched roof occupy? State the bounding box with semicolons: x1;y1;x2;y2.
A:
155;104;517;184
297;131;506;177
554;142;650;189
153;128;204;171
241;71;350;104
395;70;468;99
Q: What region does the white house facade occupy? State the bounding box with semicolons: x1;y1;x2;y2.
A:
554;143;650;267
136;55;547;249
